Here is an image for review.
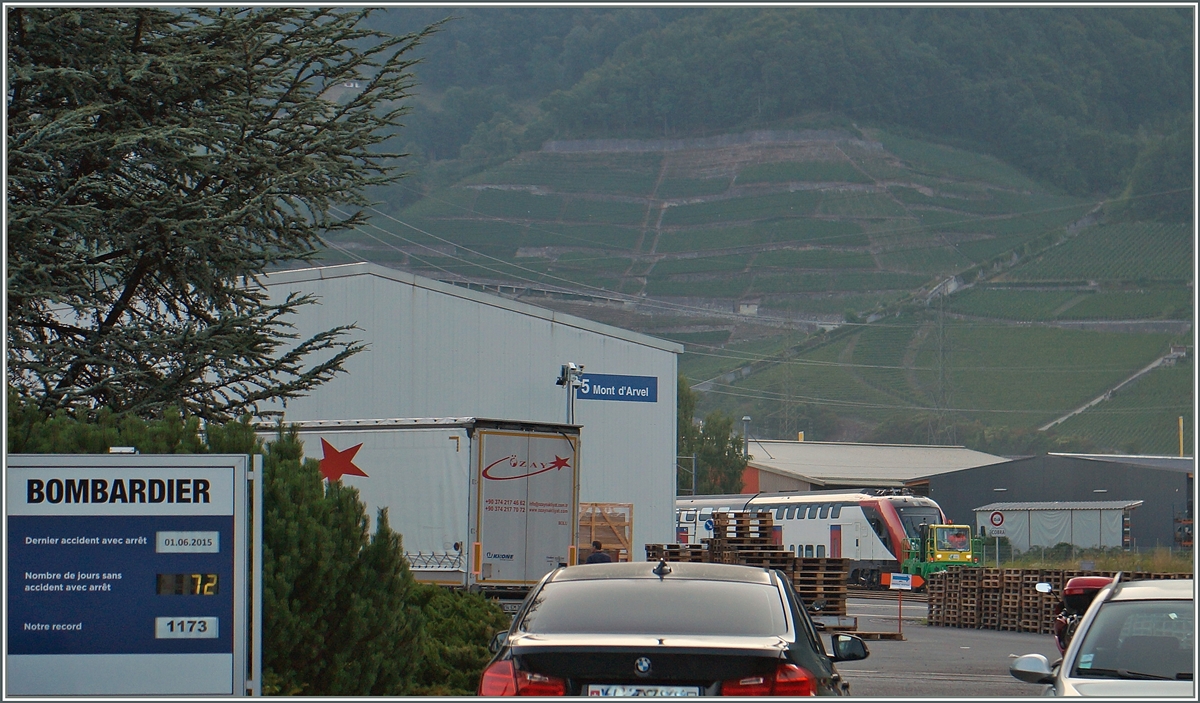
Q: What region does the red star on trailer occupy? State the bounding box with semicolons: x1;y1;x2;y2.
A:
319;439;367;481
547;455;571;470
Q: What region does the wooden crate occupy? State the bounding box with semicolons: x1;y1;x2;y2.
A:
580;502;634;562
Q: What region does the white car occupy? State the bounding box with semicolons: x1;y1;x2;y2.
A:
1010;575;1194;696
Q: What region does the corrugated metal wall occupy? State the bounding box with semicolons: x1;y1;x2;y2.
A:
929;456;1191;549
259;263;681;554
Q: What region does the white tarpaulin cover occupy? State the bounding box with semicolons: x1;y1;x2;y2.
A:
975;502;1137;552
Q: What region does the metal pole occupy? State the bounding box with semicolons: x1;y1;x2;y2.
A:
251;453;263;696
741;416;751;459
692;453;697;496
996;536;1000;569
898;588;903;637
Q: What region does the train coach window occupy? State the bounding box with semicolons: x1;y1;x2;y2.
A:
819;504;830;519
789;544;795;554
775;507;785;520
804;545;814;557
699;508;713;521
817;545;826;558
807;505;819;519
683;511;696;522
786;507;796;520
831;503;842;518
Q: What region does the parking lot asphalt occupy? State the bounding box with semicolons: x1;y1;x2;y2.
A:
826;598;1062;698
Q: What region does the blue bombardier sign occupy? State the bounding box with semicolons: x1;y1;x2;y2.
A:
6;455;256;697
575;374;657;403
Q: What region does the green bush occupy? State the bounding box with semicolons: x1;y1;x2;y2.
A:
410;584;513;695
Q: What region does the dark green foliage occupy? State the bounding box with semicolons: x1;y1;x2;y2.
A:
409;584;512;695
538;7;1189;199
7;7;438;421
696;412;751;494
1107;127;1195;223
260;427;424;695
678;382;749;495
677;375;701;493
7;391;216;455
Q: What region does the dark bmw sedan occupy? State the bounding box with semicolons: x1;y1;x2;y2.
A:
478;560;869;696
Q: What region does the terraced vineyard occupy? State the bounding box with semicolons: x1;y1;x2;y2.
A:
1054;361;1195;455
684;319;1186;446
1005;223;1193;282
325;127;1191;453
332;128;1097;318
948;288;1193;321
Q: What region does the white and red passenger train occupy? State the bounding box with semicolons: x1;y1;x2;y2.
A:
676;489;948;586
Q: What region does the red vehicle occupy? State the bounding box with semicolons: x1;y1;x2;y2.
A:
1042;576;1114;654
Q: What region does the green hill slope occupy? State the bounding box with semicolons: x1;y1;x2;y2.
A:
330;128;1095;317
321;7;1193;454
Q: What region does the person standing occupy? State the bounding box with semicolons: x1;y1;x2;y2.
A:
585;540;612;563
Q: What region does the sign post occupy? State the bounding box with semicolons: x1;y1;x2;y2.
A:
888;573;912;637
6;454;256;696
989;511;1006;569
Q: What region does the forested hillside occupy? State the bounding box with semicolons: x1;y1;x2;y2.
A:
369;6;1191;217
338;7;1193;455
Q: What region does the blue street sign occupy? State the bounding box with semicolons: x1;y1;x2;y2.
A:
576;374;657;403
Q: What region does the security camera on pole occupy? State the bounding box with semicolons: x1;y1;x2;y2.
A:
556;363;585;424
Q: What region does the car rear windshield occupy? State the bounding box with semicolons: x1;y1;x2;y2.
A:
1071;599;1194;681
519;579;790;636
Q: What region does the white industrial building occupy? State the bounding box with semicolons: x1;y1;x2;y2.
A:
739;439;1008;495
257;263;682;555
973;500;1143;552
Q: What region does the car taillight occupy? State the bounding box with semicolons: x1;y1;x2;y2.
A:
720;663;816;696
770;663;818;696
477;660;567;696
479;660;517;696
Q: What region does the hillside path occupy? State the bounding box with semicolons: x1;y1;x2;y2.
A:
1038;349;1187;431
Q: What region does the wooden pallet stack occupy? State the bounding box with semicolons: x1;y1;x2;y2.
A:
927;567;1193;632
644;544;706;563
941;567;961;627
1000;569;1023;631
958;567;981;629
793;558;850;616
707;511;774;547
926;571;947;626
1032;569;1065;634
1019;570;1048;632
644;511;848;616
980;568;1002;629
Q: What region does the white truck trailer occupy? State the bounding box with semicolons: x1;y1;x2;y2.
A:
275;418;580;605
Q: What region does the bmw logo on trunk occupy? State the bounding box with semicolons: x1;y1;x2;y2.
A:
634;657;652;677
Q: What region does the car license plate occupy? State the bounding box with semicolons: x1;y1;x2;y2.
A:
586;684;701;696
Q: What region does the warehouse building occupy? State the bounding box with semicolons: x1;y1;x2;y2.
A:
973;500;1143;552
911;453;1193;550
739;439;1007;509
258;263;682;555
